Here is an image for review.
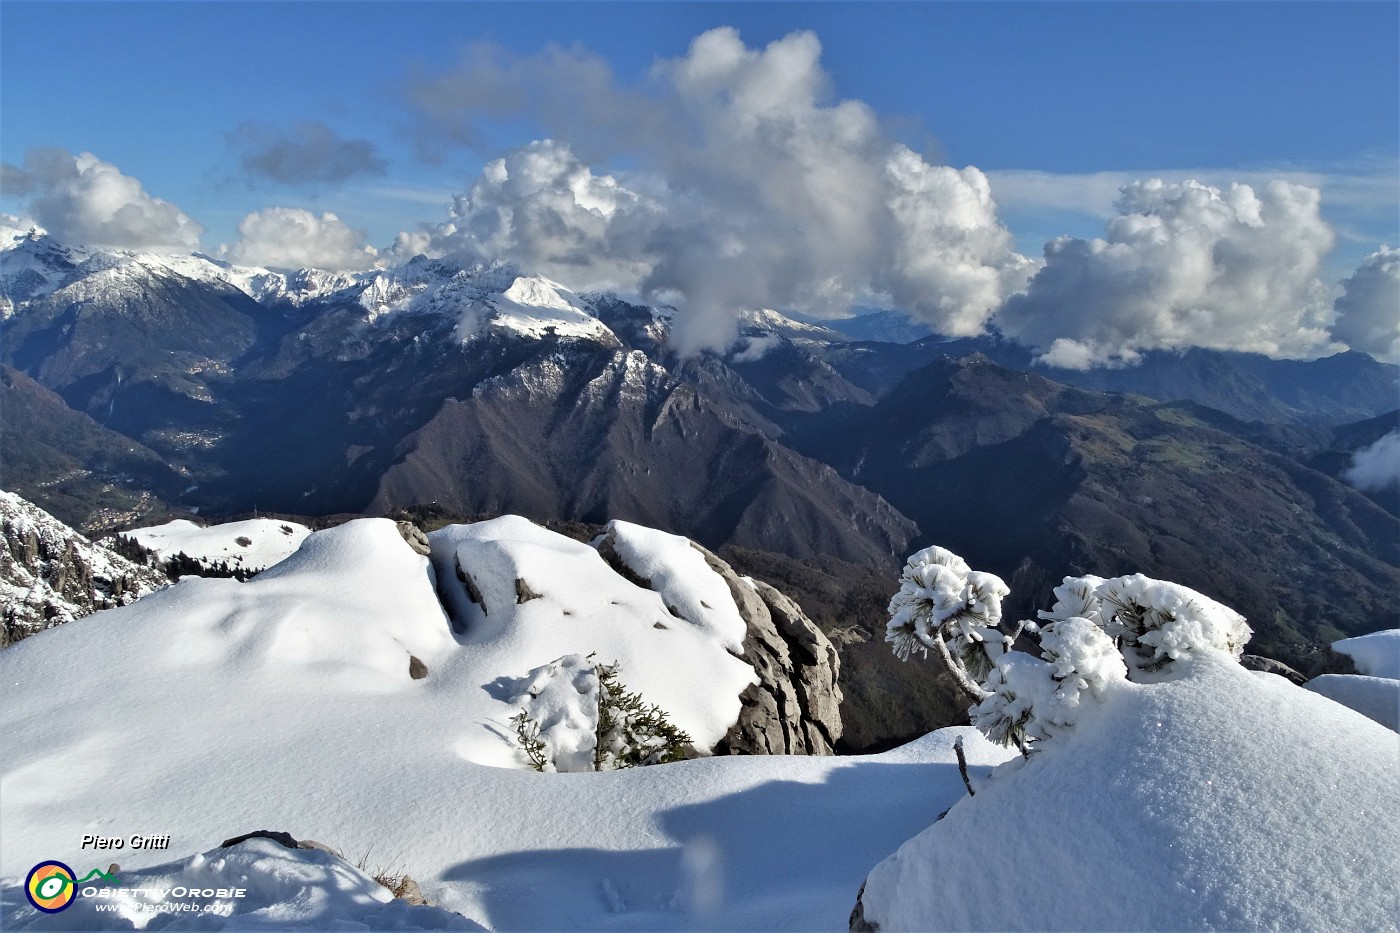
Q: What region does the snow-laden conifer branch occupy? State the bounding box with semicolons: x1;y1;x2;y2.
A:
888;546;1253;755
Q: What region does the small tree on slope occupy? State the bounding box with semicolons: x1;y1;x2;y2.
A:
509;655;690;772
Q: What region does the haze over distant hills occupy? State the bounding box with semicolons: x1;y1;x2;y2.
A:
2;226;1397;685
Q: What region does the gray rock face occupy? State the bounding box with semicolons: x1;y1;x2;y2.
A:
595;526;843;755
396;521;432;556
849;881;879;932
1241;654;1307;685
1304;647;1359;679
1;490;168;646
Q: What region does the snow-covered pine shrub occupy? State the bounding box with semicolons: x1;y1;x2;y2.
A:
1040;573;1251;673
594;661;692;769
507;654;691;771
972;617;1126;752
885;546;1014;699
510;710;549;771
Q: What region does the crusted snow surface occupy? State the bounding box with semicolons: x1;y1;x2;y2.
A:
0;515;1019;931
124;518;311;574
860;650;1400;931
430;516;756;757
2;838;480;930
601;520;749;654
1332;628;1400;679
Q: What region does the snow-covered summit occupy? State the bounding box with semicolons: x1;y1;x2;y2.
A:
736;307;847;344
0;228;85;316
346;257;619;346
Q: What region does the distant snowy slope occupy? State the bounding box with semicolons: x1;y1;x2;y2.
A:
857;650;1400;931
0;514;1015;931
125;517;311;574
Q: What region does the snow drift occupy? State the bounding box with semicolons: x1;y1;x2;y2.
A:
856;650;1400;931
1304;628;1400;731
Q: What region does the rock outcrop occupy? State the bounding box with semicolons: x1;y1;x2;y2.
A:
1;490;168;646
595;526;843;755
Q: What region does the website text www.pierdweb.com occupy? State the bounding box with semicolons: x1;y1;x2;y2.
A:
87;886;245;917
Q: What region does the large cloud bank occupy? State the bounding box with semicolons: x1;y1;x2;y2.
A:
0;149;202;252
1331;246;1400;363
405;28;1034;352
220;208;378;271
996;179;1338;368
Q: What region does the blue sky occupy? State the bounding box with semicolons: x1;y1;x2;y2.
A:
2;2;1397;361
4;3;1395;248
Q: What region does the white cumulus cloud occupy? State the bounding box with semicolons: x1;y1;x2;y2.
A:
2;149;202;252
1331;246;1400;362
390;139;657;291
404;28;1031;354
1344;430;1400;492
995;179;1338;369
220;208;378;271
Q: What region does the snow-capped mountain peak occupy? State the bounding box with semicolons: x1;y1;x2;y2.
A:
0;228;86;317
345;259;618;346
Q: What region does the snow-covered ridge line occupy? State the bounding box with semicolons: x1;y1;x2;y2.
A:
2;227;843;352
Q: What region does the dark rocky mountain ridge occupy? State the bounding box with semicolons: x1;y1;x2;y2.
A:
3;231;1397;715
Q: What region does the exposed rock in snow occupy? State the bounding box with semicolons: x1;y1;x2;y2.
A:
0;228;84;317
1239;653;1307;685
593;521;844;755
0;490;167;645
431;515;758;758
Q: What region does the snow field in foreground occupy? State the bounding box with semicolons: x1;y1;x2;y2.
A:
860;651;1400;931
2;517;1016;930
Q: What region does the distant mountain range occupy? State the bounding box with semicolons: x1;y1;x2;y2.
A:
3;226;1396;683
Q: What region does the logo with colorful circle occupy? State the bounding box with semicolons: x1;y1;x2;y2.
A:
24;861;120;913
